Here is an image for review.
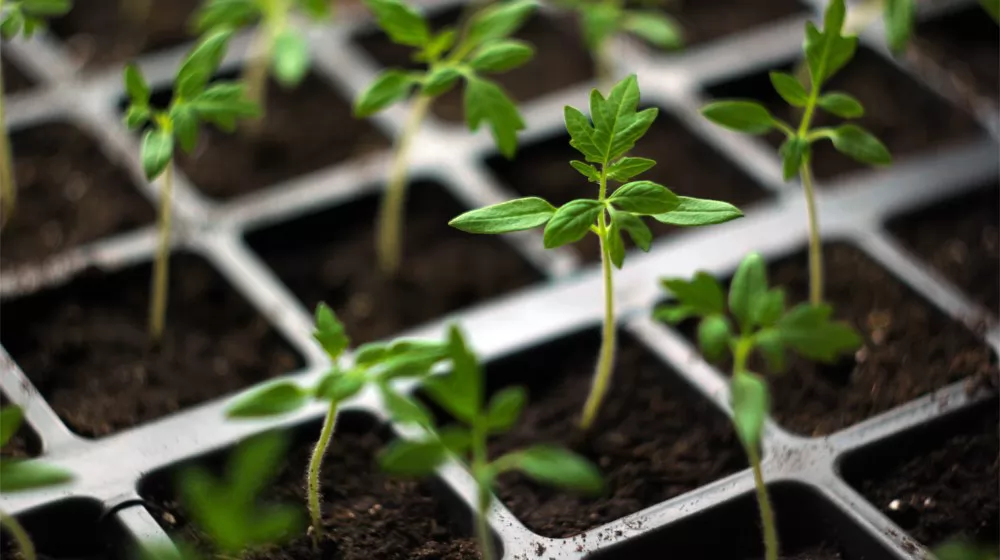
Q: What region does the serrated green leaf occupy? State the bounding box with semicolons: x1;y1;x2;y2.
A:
422;66;461;96
579;2;619;50
1;406;23;448
423;325;481;423
272;30;310;88
0;459;73;492
315;371;366;401
754;328;787;373
542;199;603;248
363;0;429;47
420;30;456;62
606;157;655;182
486;386;526;432
828;124;891;165
467;0;537;46
189;83;261;131
729;252;768;331
193;0;257;33
380;385;434;426
175;28;233;100
470;40;534;73
226;379;310;417
355;342;389;365
731;371;769;448
465;76;524;159
500;445;603;494
313;302;349;360
777;304;863;361
653;304;697;324
606;217;625;269
818;92;864;118
651;196;744;226
378;438;446;475
438;426;473;455
564;105;602;163
355;69;417;117
170;105;199;153
570;160;601;182
608;180;679;215
701;100;776;135
449;197;555;234
661;271;725;316
698;314;732;362
779;136;808;181
124;64;151;106
611;209;652;251
1;11;24;39
803;0;857;87
884;0;916;53
752;289;786;327
769;71;808;107
124;106;150;130
596;76;658;162
622;10;682;48
141;129;174;181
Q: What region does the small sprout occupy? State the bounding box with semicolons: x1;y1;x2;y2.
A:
121;29;261;342
0;0;73;228
192;0;330;126
655;252;862;560
451;74;742;430
379;324;603;560
702;0;890;306
0;405;74;560
354;0;538;275
225;302;449;547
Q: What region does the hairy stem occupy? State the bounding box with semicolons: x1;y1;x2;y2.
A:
148;162;173;342
747;443;778;560
471;418;495;560
1;510;34;560
307;400;339;548
800;162;822;304
0;66;14;229
376;94;433;276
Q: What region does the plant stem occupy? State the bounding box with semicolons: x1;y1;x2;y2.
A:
0;510;34;560
307;400;339;549
471;418;495;560
800;162;822;305
747;443;778;560
376;94;433;276
0;62;14;229
148;162;173;342
580;173;616;431
242;27;274;135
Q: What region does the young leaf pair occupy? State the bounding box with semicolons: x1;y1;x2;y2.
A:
656;252;862;560
226;302;451;548
0;405;73;560
122;29;261;342
354;0;539;275
451;74;743;431
379;324;603;560
702;0;892;307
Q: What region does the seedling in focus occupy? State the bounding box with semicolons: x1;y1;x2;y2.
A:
655;252;862;560
122;29;260;342
354;0;537;275
0;405;73;560
702;0;891;306
226;302;450;548
451;74;743;430
379;324;603;560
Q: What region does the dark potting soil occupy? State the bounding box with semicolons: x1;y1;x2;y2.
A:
355;10;593;124
47;0;199;70
0;122;155;270
0;255;302;438
143;417;479;560
166;72;389;201
246;181;542;345
487;111;771;262
913;5;1000;104
705;48;984;182
855;405;999;548
2;56;33;94
476;328;746;538
888;183;1000;319
635;0;805;48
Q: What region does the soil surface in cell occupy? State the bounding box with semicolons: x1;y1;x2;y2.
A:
1;122;155;269
167;72;389;200
636;0;804;48
914;5;999;104
2;56;32;94
706;49;983;182
48;0;200;69
857;406;999;548
889;184;999;319
144;419;479;560
488;111;769;262
479;329;745;538
246;182;541;345
0;255;301;438
355;10;593;123
771;545;843;560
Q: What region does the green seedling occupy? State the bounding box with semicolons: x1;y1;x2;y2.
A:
934;539;999;560
0;405;73;560
354;0;538;275
379;324;603;560
655;252;862;560
702;0;891;307
122;29;260;342
192;0;330;127
0;0;73;228
225;302;450;548
451;74;743;430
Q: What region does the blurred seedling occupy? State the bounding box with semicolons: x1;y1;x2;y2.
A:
655;252;862;560
0;405;73;560
0;0;73;228
702;0;891;306
378;324;604;560
354;0;538;275
451;73;742;430
122;29;260;342
225;302;451;548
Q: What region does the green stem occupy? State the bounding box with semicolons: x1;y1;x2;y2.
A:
800;162;822;305
307;400;339;548
0;510;35;560
0;64;13;229
747;443;778;560
148;162;173;342
376;94;433;276
471;418;495;560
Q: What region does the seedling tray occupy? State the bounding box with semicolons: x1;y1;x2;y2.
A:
1;0;997;557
